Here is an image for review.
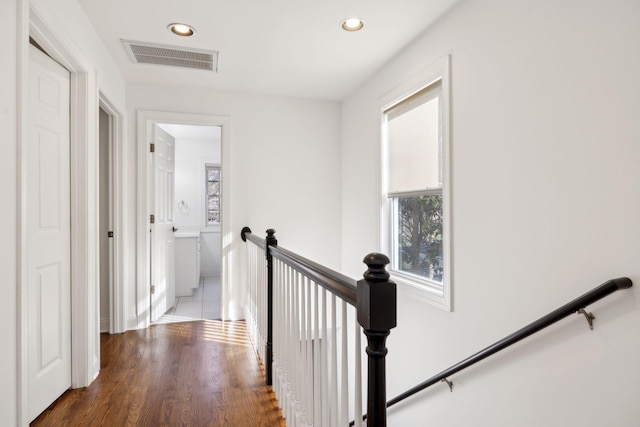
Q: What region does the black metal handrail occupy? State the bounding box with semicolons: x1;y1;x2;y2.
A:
386;277;633;410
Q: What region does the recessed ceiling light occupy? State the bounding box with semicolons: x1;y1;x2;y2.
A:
168;23;196;37
341;17;365;32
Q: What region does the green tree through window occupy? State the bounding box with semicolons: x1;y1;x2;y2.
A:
397;195;443;282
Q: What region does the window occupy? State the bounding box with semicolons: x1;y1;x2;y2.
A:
381;56;450;310
205;164;221;226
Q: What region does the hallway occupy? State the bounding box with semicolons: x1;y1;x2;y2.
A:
30;320;285;426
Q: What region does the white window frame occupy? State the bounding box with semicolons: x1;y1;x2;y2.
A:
379;55;452;311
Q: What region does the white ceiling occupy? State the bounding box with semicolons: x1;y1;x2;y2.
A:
78;0;459;101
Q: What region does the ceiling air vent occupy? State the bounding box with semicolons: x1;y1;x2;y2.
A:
121;40;218;72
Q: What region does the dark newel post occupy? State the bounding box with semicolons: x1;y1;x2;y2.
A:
357;253;397;427
265;229;277;386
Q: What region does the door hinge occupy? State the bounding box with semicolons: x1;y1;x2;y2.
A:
150;143;155;153
150;214;155;224
108;231;114;238
151;285;155;294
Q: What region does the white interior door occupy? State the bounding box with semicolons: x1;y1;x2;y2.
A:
27;44;72;422
151;125;176;321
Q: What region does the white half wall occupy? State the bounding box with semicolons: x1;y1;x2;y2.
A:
127;84;342;320
341;1;640;425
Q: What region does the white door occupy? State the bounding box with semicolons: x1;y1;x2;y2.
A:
27;44;72;422
151;125;176;321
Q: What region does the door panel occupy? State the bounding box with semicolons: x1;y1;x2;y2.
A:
151;125;176;321
27;44;71;422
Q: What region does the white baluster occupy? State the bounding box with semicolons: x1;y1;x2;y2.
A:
259;247;263;356
354;321;363;427
274;259;281;400
285;265;293;423
277;260;283;396
257;245;261;357
278;260;286;414
321;288;329;427
330;294;338;427
340;300;349;426
305;277;313;427
261;247;266;357
313;281;322;427
293;270;301;427
300;275;308;426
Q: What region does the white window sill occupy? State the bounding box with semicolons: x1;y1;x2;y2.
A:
390;270;451;311
201;225;221;233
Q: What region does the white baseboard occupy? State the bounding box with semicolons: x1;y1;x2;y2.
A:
100;317;109;333
127;315;139;331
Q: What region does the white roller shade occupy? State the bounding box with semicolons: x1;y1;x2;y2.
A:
386;81;442;195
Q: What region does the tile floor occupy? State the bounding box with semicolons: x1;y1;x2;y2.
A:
154;276;221;324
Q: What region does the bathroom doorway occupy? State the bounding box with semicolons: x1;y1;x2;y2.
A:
152;123;222;323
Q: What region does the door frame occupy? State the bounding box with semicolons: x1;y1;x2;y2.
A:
17;3;109;425
137;111;230;328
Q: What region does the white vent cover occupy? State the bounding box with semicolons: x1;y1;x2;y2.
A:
121;39;218;72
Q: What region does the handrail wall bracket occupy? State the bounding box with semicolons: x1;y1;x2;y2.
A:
441;378;453;392
577;308;595;330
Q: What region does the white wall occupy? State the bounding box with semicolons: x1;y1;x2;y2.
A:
174;136;221;228
1;1;19;424
341;1;640;425
173;134;222;277
127;83;342;320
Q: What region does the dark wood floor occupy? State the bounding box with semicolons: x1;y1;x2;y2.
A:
31;320;285;427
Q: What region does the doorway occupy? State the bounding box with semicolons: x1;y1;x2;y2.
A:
99;107;111;333
98;105;121;333
153;124;222;323
97;96;125;334
136;111;230;329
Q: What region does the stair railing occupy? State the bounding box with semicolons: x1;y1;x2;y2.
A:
242;227;396;427
382;276;633;417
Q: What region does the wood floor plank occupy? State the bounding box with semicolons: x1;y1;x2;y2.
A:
31;320;285;427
